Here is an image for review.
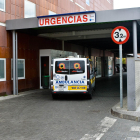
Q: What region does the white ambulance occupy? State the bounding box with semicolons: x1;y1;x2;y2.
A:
50;57;96;99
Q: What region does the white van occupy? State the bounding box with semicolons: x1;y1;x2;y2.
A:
50;57;96;99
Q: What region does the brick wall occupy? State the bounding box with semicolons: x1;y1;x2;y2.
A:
0;0;113;23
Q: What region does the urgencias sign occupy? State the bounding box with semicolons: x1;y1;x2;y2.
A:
38;11;96;27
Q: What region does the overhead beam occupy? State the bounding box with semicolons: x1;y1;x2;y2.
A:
40;33;111;41
39;29;112;38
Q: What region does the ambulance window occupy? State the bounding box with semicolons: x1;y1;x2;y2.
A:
55;61;69;74
70;61;85;74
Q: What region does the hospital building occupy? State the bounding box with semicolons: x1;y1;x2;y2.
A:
0;0;114;95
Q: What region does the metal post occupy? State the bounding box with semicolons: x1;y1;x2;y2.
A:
13;31;16;95
133;21;137;59
103;50;105;77
16;32;18;95
119;44;123;108
114;53;116;75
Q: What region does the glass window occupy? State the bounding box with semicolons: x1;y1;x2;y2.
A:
55;61;69;74
86;0;90;5
70;61;85;74
11;59;25;79
55;60;85;75
49;10;56;15
0;0;5;11
24;0;36;18
0;58;6;81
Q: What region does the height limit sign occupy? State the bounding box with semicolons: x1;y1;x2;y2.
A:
111;26;130;108
111;26;130;44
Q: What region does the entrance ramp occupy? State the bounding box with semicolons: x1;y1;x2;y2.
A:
94;73;127;97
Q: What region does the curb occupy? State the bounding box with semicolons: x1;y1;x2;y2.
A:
111;105;140;122
0;89;50;102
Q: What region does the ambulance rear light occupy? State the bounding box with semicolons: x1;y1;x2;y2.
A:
51;85;53;89
83;92;86;94
65;59;69;60
51;66;53;80
54;92;56;93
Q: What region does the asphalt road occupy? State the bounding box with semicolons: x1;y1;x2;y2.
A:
0;73;140;140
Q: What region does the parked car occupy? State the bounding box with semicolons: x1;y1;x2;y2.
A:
123;64;127;72
115;64;127;73
115;64;120;73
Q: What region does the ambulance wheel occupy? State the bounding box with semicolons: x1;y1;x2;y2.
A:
87;90;93;99
52;94;57;100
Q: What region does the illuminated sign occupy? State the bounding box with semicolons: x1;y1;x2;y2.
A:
38;11;96;27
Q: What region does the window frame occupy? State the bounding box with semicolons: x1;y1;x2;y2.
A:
24;0;36;18
0;58;6;81
11;59;25;80
0;0;5;12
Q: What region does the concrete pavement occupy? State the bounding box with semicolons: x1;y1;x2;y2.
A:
95;73;140;122
111;97;140;122
0;73;140;139
0;73;140;123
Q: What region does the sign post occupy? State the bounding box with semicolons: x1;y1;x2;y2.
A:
111;26;130;108
119;44;123;108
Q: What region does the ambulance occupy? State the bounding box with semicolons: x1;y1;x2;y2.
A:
50;57;96;99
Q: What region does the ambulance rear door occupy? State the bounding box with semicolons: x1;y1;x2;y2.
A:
68;58;87;92
53;59;70;92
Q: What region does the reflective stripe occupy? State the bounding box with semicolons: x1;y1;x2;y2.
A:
68;86;87;90
53;86;55;90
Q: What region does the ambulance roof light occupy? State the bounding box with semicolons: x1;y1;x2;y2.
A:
67;56;75;58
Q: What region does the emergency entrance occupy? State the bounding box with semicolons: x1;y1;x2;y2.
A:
6;7;140;111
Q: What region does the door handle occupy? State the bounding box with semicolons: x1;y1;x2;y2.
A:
65;75;68;81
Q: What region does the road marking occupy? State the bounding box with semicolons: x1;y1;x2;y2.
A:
80;117;117;140
124;126;140;140
125;137;140;140
130;126;140;132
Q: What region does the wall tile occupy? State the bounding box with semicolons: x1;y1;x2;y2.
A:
6;58;11;81
6;13;11;20
16;6;20;16
11;14;15;20
0;47;6;58
11;4;16;15
0;11;5;23
0;26;7;47
6;81;12;95
6;0;11;14
0;81;6;94
11;0;15;5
